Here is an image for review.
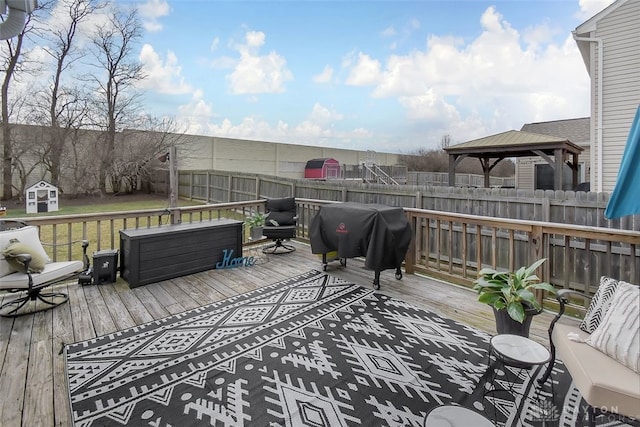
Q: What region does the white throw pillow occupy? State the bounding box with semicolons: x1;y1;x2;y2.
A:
580;276;620;333
587;281;640;373
0;226;51;277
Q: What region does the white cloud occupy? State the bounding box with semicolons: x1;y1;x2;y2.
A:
176;91;214;135
227;30;293;94
345;53;382;86
381;26;396;37
138;44;193;95
138;0;170;32
575;0;616;20
210;37;220;52
309;103;343;125
342;5;590;144
313;65;333;84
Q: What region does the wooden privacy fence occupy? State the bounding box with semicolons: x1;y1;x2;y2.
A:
168;170;640;232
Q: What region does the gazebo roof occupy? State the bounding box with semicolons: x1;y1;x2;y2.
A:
445;130;583;158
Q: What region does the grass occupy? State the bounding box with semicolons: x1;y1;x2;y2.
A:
2;195;199;218
0;195;220;262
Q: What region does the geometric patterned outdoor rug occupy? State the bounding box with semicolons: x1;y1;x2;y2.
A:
64;270;638;426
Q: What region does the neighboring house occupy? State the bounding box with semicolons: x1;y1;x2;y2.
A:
574;0;640;193
517;117;590;190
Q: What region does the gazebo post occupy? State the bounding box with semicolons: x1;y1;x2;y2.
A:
554;148;564;190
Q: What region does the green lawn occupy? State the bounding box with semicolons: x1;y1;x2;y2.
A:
3;195;203;218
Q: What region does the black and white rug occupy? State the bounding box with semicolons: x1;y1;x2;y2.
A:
65;270;637;426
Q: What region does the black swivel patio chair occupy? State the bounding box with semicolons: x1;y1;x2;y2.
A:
262;197;297;255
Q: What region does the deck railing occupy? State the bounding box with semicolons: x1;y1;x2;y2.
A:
8;198;640;311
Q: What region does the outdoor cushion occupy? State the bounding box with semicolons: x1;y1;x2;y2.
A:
552;322;640;419
0;226;51;277
2;239;48;273
0;260;83;290
580;276;619;333
587;281;640;373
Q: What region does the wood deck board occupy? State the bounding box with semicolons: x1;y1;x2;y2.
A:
0;241;564;426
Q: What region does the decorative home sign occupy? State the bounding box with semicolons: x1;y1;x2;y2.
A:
216;248;255;268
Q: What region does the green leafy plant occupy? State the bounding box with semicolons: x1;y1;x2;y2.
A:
472;258;557;323
244;211;268;228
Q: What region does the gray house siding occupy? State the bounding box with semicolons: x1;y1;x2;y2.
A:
575;0;640;192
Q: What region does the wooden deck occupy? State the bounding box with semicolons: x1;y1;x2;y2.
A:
0;241;565;427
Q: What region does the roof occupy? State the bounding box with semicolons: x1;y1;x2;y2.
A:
26;180;57;190
574;0;628;35
574;0;630;69
444;130;583;158
305;158;339;168
520;117;590;145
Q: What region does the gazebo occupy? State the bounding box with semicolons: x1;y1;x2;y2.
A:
444;130;584;190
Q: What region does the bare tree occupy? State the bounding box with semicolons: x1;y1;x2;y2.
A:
0;10;39;200
28;0;102;188
112;116;183;194
87;5;145;194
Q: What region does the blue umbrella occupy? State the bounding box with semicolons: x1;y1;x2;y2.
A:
605;105;640;219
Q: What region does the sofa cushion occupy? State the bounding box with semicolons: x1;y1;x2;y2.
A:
2;239;48;273
553;322;640;419
587;281;640;373
580;276;619;333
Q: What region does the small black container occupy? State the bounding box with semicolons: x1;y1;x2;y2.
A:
92;249;119;284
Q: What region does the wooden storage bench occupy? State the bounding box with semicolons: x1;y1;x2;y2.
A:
119;219;242;288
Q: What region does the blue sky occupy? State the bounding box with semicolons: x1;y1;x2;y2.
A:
102;1;614;152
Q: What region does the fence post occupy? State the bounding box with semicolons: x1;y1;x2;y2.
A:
256;176;261;199
405;213;416;274
530;224;545;303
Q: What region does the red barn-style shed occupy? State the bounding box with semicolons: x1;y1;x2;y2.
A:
304;158;340;179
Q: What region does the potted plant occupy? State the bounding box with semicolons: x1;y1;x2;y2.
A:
245;211;268;240
473;258;556;337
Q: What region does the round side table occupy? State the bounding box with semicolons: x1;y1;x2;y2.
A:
424;406;494;427
491;334;550;368
483;334;551;424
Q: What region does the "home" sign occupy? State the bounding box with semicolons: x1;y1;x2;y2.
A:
216;249;256;269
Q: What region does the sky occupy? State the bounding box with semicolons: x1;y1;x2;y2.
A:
57;0;618;154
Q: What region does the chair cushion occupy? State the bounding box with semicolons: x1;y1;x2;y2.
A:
265;198;296;225
0;260;83;290
587;281;640;373
2;239;48;273
580;276;619;333
553;322;640;419
263;224;296;239
0;226;51;277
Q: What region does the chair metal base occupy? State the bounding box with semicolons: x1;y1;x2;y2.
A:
0;290;69;317
262;239;296;255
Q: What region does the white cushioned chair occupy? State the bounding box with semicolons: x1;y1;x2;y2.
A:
539;284;640;426
0;221;89;317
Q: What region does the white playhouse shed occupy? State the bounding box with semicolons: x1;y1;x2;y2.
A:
26;180;59;214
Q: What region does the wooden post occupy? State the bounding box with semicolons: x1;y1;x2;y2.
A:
169;146;179;224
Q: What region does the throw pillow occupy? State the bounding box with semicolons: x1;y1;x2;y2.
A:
580;276;620;333
1;238;48;273
587;281;640;373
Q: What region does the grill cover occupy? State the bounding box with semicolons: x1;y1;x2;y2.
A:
310;203;412;271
